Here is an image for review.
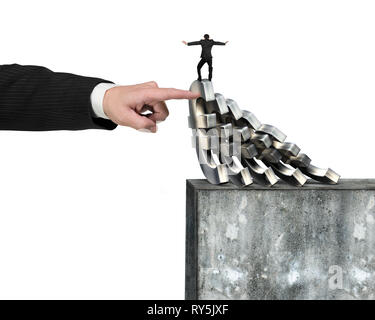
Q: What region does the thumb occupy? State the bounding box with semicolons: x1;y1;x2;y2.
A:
126;110;157;133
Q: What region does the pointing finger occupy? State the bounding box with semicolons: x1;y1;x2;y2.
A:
144;88;200;103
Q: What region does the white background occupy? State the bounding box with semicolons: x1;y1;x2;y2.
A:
0;0;374;299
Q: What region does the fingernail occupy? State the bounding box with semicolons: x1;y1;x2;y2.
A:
138;128;152;133
138;125;157;133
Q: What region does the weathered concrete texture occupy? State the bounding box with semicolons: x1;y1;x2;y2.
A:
185;179;375;300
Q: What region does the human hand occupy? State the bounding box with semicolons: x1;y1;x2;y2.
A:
182;41;187;45
225;41;229;44
103;81;200;133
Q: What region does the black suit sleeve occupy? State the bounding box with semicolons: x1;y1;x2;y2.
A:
213;41;225;45
0;64;118;131
187;41;201;46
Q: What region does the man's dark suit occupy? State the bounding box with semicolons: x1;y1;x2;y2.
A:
188;39;226;81
0;64;117;131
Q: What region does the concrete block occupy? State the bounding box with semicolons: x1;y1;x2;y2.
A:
185;179;375;300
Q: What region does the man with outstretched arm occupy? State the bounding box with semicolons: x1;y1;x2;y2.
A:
183;34;228;81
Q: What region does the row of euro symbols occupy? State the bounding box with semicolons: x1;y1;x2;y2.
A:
188;79;340;187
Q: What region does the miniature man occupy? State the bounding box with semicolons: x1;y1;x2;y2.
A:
183;34;228;81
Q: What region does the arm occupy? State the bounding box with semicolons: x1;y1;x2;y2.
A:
0;64;200;133
213;41;228;46
0;64;117;131
186;41;201;46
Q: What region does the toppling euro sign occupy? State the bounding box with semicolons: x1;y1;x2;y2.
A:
188;79;340;187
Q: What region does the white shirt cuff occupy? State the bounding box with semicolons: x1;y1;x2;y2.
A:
90;82;117;119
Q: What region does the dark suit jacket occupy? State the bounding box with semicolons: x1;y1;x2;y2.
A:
0;64;117;131
188;39;225;59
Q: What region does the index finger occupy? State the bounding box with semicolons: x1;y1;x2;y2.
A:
144;88;200;102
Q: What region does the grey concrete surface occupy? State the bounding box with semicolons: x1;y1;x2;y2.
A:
185;179;375;300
